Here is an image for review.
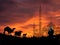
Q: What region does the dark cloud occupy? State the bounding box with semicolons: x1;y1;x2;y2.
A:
0;0;36;24
41;0;52;4
0;0;60;26
0;6;34;23
0;0;15;12
20;0;60;12
21;0;52;5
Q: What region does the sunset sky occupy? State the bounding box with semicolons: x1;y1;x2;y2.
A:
0;0;60;37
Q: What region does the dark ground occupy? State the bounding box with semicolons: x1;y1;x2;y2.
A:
0;33;60;45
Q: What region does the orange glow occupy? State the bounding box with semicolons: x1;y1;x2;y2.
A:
0;10;60;37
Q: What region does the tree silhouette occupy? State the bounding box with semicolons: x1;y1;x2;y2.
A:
48;27;54;37
15;31;22;37
23;33;27;38
4;26;15;35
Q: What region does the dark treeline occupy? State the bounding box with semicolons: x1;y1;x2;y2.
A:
0;26;59;45
3;26;27;38
0;33;60;45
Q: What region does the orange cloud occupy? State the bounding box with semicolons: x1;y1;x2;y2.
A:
0;0;60;37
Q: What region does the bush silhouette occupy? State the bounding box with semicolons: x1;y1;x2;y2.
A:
48;27;54;37
15;31;22;37
4;26;15;34
23;33;27;38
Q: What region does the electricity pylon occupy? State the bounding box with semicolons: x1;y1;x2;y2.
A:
39;4;42;37
33;4;42;37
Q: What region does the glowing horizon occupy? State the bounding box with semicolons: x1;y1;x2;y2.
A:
0;0;60;37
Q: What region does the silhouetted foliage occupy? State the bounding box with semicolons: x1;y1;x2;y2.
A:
23;33;27;38
1;26;60;45
4;26;15;34
48;27;54;37
0;33;59;45
15;31;22;36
